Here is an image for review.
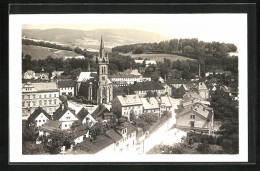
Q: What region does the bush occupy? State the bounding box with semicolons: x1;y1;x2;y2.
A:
139;113;159;125
197;142;211;154
135;121;150;131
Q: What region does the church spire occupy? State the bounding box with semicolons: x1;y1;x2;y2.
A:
100;36;105;58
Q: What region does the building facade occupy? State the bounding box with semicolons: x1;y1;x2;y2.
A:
22;82;60;118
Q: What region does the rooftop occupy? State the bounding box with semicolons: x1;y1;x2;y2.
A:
140;97;159;109
130;81;165;91
40;120;62;132
116;95;142;106
28;107;52;122
77;72;97;82
58;80;75;88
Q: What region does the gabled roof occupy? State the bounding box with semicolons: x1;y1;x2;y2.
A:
58;80;75;88
197;82;208;90
160;96;172;107
176;103;212;120
130;81;165;91
122;122;137;135
105;129;122;142
73;124;89;138
40;120;63;132
77;107;89;121
140;97;159;110
75;135;114;154
53;105;78;121
183;91;203;101
116;95;142;106
28;107;51;122
91;103;110;119
77;72;97;82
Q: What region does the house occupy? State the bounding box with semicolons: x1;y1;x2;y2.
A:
76;107;97;125
34;68;49;81
112;95;143;120
23;70;36;80
166;79;189;88
22;82;60;118
109;74;141;85
196;82;209;99
74;121;137;154
175;102;214;134
91;103;111;121
159;96;173;114
134;59;144;64
130;81;166;98
52;104;79;130
145;59;157;67
38;120;63;136
51;70;64;80
73;124;90;145
27;107;52;127
140;97;160;116
57;80;75;97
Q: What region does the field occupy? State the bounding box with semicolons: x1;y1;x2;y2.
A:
22;45;78;60
120;53;196;62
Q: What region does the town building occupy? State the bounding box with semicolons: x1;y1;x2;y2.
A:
74;121;137;154
112;95;143;120
52;104;79;130
57;80;75;97
51;70;64;80
175;102;214;134
196;82;209;99
145;59;157;67
38;120;63;137
134;59;144;64
166;78;189;88
130;81;167;98
22;82;60;118
140;97;160;116
73;124;90;145
27;107;52;127
23;70;35;80
109;74;141;85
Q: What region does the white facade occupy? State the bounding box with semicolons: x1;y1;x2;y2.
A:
59;87;75;96
58;110;79;130
35;113;50;127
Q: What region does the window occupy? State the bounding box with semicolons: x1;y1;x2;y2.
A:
66;116;71;120
65;124;67;127
22;102;25;107
39;100;42;105
44;94;46;98
43;120;45;122
49;94;51;98
22;95;24;99
33;95;35;99
54;94;56;97
27;101;31;107
44;100;47;105
39;120;41;122
116;142;119;147
190;115;195;119
33;101;36;106
27;95;30;99
39;95;41;98
35;120;37;122
49;100;52;105
54;99;57;104
191;121;195;128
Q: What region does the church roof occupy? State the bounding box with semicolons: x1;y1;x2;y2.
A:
77;72;97;82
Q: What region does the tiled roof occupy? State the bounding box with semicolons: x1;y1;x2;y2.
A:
91;104;110;119
76;107;89;121
105;129;122;142
130;81;165;91
77;72;97;82
123;122;137;134
23;82;58;92
176;103;212;120
58;80;75;88
40;120;62;132
140;97;159;109
117;95;142;106
28;107;52;122
75;135;114;154
53;105;77;121
160;96;172;107
73;124;89;138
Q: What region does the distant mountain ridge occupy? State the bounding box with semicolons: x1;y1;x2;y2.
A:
22;28;169;50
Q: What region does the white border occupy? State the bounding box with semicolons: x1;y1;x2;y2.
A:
9;14;248;163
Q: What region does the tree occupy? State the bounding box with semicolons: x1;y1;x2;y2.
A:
145;91;153;98
139;113;159;125
39;130;75;154
22;120;38;142
129;109;136;121
89;121;107;140
150;72;160;82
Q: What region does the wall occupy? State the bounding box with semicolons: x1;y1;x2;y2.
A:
59;87;74;97
35;113;49;127
22;91;60;116
176;111;209;129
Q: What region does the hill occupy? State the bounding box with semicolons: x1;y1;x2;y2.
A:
120;53;195;62
22;28;169;50
22;45;78;60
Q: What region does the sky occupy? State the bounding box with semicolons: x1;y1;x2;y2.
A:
22;14;247;52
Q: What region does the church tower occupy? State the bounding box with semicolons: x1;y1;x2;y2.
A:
96;37;113;104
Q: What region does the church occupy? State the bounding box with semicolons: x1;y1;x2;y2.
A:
77;37;113;104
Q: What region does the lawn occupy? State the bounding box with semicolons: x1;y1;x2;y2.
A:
119;53;196;62
23;45;78;60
